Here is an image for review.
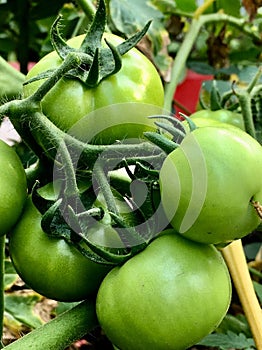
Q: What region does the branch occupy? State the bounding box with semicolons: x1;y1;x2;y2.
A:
164;12;261;112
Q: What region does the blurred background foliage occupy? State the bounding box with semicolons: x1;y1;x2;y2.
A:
0;0;261;79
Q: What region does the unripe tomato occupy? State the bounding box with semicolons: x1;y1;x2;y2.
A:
159;126;262;244
9;197;114;302
23;34;164;144
0;139;27;235
96;231;231;350
190;109;245;130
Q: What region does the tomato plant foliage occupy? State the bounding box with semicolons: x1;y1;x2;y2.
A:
0;0;262;349
9;197;112;302
23;33;164;145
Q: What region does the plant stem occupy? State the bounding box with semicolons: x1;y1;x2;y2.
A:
164;13;261;112
0;236;5;348
27;53;82;105
55;140;79;198
164;17;202;112
237;91;256;138
233;67;262;138
93;159;119;215
3;299;98;350
75;0;96;21
246;67;262;94
249;266;262;279
222;240;262;350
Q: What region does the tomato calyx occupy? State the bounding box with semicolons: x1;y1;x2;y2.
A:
31;183;130;266
24;0;151;88
144;114;195;153
30;163;152;266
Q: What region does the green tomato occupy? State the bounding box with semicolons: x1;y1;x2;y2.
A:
9;197;115;302
184;116;232;129
190;109;245;130
96;230;231;350
0;139;27;235
159;126;262;244
23;34;164;144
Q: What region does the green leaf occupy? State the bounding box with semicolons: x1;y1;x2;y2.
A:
4;260;19;291
253;281;262;304
109;0;163;36
244;242;262;260
215;0;241;17
108;0;171;75
175;0;197;13
198;331;255;349
4;293;44;329
55;301;80;315
151;0;177;13
216;314;252;338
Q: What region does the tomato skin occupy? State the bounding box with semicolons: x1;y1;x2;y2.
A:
96;230;231;350
184;116;233;129
9;197;112;302
23;34;164;144
159;126;262;244
190;109;245;130
0;139;27;235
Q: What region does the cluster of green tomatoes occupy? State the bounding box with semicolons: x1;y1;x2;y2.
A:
1;9;262;350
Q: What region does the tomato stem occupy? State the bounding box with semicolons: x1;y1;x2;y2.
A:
0;100;163;171
75;0;96;21
55;140;80;199
236;91;256;138
25;52;82;104
246;67;262;94
144;131;179;154
3;299;98;350
93;159;119;215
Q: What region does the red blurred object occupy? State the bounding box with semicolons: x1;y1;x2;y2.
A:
174;69;213;116
9;61;35;72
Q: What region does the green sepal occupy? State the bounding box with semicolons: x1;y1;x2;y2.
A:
40;199;71;240
77;0;106;56
144;131;179;154
179;112;197;132
67;205;134;265
25;0;152;88
149;114;186;133
210;80;222;111
85;48;100;87
101;39;123;76
31;180;55;215
40;198;126;266
117;20;152;56
149;114;186;143
51;15;79;60
23;69;58;86
134;161;160;178
109;211;148;252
